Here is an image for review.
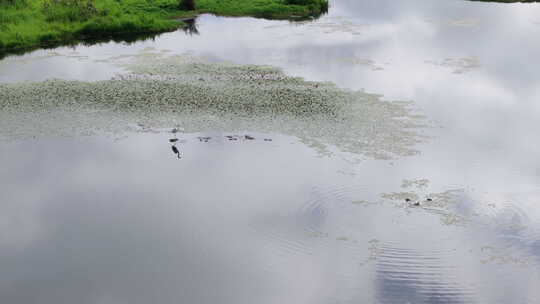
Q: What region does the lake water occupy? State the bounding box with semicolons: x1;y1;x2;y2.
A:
1;0;540;303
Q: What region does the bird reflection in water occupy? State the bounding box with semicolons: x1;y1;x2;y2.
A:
171;144;181;158
183;18;200;36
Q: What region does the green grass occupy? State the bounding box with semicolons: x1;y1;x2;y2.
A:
197;0;328;19
0;0;328;56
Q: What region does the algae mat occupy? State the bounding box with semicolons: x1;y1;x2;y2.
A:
0;53;428;159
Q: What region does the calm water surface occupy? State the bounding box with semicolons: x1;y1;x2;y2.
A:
2;0;540;303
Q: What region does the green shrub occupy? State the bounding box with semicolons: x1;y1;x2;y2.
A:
0;0;27;5
42;0;99;22
284;0;328;14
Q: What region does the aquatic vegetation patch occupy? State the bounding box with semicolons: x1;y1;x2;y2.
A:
0;53;427;159
262;16;371;36
358;239;384;266
380;188;470;226
426;56;481;74
336;57;385;71
425;18;480;28
479;246;530;266
304;18;367;35
401;178;430;189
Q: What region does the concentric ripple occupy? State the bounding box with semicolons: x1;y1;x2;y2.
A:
375;242;477;304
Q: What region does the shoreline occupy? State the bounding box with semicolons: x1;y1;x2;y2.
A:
0;0;328;59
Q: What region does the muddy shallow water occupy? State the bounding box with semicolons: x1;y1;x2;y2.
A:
2;0;540;303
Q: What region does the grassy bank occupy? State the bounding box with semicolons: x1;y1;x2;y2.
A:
0;0;328;56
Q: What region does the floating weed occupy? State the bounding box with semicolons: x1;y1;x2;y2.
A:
381;192;421;206
479;246;530;266
425;18;481;28
335;57;385;71
401;178;430;189
351;199;383;207
305;231;328;238
359;239;384;266
380;188;469;226
426;56;481;74
0;53;428;158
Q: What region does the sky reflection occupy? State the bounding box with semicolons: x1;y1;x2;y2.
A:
2;0;540;303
